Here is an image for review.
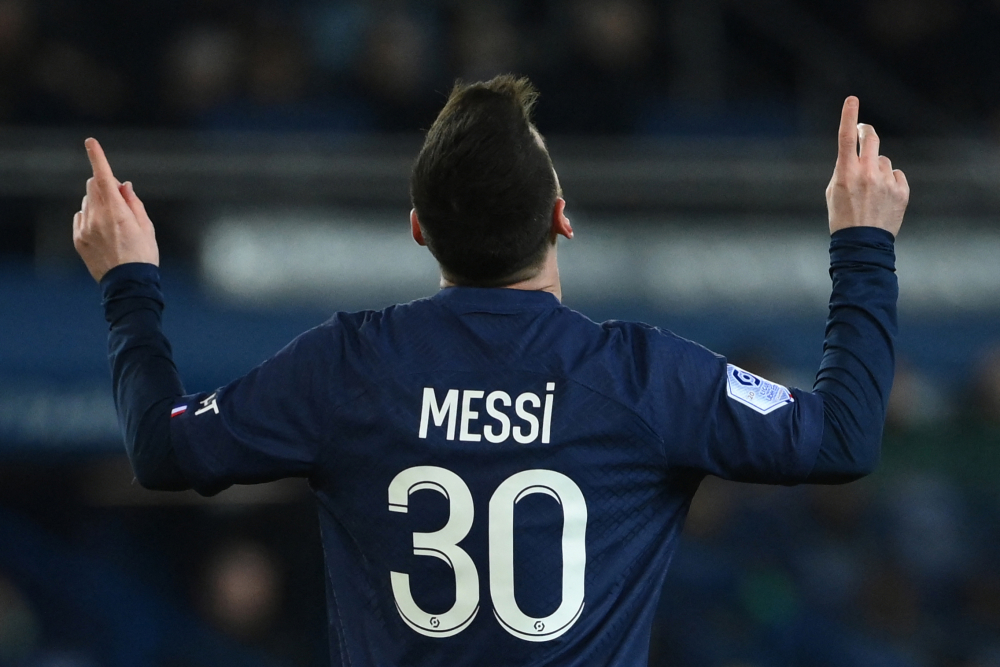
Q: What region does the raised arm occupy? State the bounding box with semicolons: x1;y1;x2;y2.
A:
76;140;329;495
74;139;188;489
807;97;909;483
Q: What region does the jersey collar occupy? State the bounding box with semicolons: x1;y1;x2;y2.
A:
431;286;561;314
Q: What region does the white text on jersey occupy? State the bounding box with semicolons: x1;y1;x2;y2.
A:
418;384;555;444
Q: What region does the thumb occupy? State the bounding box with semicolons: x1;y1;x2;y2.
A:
119;181;152;225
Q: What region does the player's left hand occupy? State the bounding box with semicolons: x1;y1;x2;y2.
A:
73;138;159;283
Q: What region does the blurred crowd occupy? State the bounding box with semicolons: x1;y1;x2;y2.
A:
1;0;1000;136
0;345;996;667
645;347;1000;666
654;471;1000;667
1;0;1000;665
0;478;329;667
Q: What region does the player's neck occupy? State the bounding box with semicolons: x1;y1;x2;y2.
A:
440;247;563;301
500;249;562;301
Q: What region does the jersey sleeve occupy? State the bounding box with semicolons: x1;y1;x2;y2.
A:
658;338;825;484
640;227;896;484
168;324;344;496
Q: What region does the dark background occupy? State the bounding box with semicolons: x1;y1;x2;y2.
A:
1;1;999;666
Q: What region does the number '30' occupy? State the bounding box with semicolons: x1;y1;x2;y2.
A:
388;466;587;642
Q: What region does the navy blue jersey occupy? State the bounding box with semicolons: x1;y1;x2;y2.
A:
102;227;896;667
166;287;824;666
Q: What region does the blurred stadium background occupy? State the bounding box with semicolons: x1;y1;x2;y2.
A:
1;0;999;665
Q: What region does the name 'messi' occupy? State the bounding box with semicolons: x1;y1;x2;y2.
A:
418;383;556;444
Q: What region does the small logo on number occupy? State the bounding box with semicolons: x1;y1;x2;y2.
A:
534;621;545;632
430;617;440;628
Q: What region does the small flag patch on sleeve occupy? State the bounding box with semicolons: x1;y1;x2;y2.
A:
171;405;188;418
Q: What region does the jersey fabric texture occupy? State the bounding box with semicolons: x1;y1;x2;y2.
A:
169;288;824;666
99;227;897;667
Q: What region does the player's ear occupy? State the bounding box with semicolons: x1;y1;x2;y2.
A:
552;197;573;240
410;209;427;246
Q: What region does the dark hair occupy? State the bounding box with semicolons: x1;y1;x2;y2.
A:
410;75;559;286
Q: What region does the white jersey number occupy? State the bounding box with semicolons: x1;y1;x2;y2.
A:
388;466;588;641
388;466;479;637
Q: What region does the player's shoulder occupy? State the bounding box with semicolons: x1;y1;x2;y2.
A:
593;317;722;366
593;318;729;410
275;305;393;356
303;297;449;364
314;296;438;337
544;309;725;404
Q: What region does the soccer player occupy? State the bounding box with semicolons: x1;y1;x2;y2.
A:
74;76;908;666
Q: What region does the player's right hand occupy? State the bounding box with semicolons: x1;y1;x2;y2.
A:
825;97;909;237
73;138;160;283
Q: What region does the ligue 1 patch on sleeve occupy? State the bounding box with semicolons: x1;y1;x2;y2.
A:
725;364;794;415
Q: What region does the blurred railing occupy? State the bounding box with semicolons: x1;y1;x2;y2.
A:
4;130;1000;455
1;129;1000;215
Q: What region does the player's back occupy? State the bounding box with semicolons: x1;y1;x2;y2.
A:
310;286;712;667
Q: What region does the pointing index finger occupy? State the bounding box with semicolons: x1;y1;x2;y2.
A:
85;137;117;183
837;96;860;165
